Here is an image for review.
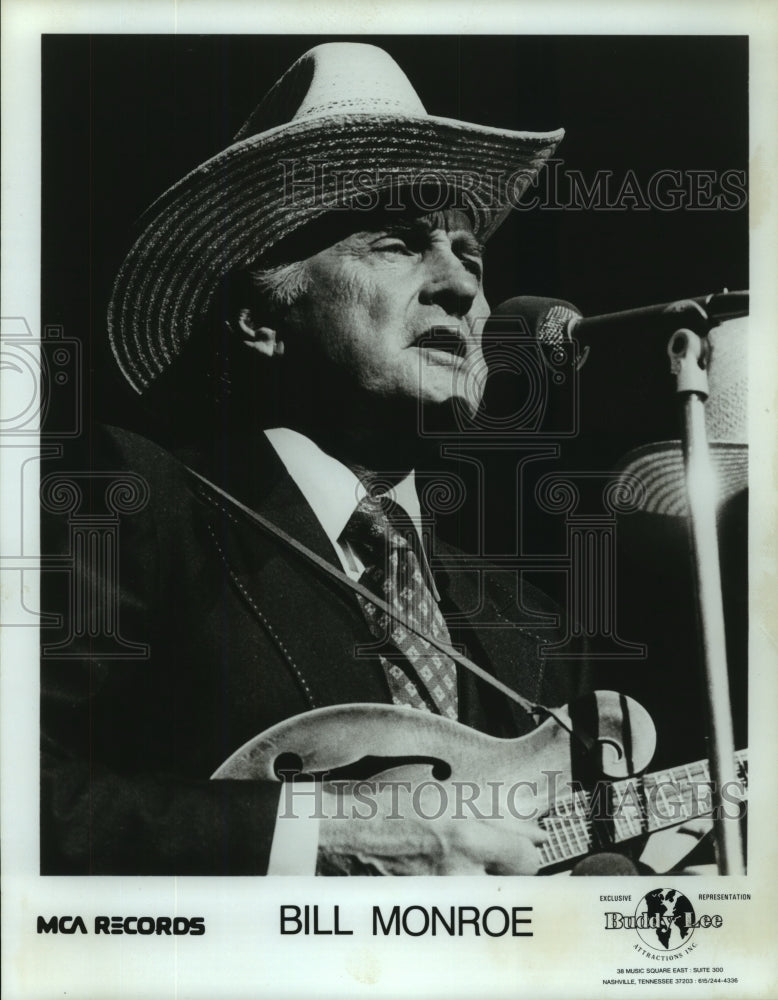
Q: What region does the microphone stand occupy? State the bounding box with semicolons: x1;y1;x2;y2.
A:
667;326;746;875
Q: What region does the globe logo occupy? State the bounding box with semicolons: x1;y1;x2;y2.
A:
635;889;696;951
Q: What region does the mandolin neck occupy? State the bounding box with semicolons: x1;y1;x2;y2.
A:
537;750;748;871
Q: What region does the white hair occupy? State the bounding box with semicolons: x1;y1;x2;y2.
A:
245;259;311;311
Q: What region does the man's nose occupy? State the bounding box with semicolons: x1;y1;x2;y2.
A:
419;247;480;317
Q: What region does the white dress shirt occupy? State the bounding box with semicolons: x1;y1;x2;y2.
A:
264;426;424;578
263;427;425;874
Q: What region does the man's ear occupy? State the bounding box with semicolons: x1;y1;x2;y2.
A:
233;308;285;357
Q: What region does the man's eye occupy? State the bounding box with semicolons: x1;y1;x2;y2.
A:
374;239;413;254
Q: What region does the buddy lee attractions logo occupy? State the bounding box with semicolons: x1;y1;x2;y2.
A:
605;889;723;959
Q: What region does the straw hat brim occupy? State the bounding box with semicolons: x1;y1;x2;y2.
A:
108;112;563;393
614;441;748;518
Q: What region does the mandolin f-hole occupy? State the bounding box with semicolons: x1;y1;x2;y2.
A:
272;751;452;783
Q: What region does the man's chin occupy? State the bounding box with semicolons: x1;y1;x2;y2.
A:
416;366;485;422
416;394;481;434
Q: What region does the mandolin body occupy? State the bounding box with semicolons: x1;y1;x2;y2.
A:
212;690;657;798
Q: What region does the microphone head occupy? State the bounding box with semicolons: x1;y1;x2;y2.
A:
490;296;582;348
571;852;639;876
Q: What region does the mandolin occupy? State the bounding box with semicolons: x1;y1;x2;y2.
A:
212;690;747;873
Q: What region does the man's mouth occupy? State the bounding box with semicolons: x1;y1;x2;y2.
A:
413;328;468;359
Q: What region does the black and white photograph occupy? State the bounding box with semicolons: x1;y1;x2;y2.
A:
2;2;777;998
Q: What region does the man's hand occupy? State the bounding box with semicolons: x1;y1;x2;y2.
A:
316;783;547;875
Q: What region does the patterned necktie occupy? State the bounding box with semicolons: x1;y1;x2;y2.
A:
341;495;459;720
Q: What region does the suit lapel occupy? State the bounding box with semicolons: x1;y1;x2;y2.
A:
432;536;548;737
181;433;392;710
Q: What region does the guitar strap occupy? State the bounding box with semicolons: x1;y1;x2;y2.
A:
187;465;593;750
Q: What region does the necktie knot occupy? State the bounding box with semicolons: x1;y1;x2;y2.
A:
342;494;414;564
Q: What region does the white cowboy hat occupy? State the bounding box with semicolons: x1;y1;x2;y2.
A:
108;42;564;393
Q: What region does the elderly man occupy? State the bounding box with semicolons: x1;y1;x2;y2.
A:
41;42;583;875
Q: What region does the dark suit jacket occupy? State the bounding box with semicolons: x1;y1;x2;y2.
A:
41;424;583;874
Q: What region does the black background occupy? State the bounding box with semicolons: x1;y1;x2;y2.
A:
42;35;749;770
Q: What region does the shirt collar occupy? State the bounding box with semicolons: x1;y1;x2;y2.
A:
264;427;423;549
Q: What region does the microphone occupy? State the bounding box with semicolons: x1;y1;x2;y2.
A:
484;290;748;438
571;853;639;876
491;291;749;361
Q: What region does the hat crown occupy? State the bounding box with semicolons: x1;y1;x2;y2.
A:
705;316;747;442
234;43;427;141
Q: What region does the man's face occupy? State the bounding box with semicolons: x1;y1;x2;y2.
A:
281;208;490;423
